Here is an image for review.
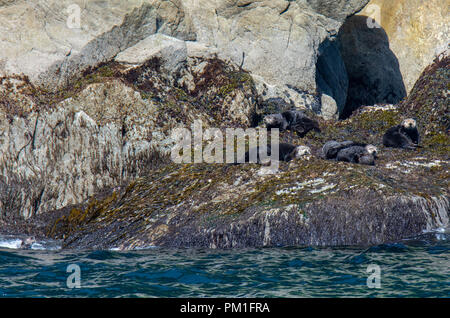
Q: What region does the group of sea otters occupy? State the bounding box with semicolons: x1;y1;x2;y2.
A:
240;109;421;166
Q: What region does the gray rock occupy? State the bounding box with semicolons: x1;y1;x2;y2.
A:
184;0;369;116
0;57;258;218
0;0;196;89
305;0;370;20
320;93;339;120
0;0;370;118
115;34;188;74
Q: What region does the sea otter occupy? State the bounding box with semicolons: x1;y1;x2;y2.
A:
383;118;420;149
237;143;311;164
263;110;320;137
336;144;378;166
264;113;288;130
322;140;378;166
321;140;367;159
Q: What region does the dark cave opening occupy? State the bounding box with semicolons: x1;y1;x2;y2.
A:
336;15;407;119
316;15;407;120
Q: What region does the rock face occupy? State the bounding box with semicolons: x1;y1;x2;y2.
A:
5;1;446;119
183;0;365;116
355;0;450;94
0;0;196;89
0;57;259;218
0;0;372;219
45;56;449;249
335;0;449;117
0;0;370;118
57;188;449;249
0;1;448;249
305;0;370;20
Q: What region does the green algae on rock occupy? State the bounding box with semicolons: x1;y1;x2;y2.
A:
0;56;259;220
41;56;450;250
0;0;448;249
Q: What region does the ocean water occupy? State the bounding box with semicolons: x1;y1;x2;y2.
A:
0;231;449;298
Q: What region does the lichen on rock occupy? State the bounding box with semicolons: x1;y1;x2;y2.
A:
40;56;449;250
0;54;259;219
0;0;448;250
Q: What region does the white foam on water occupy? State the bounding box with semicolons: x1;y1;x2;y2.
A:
31;241;62;250
0;238;23;250
0;235;62;250
134;246;158;250
421;227;450;241
434;227;446;233
109;245;159;251
30;242;46;250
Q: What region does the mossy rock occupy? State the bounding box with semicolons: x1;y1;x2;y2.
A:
34;56;450;249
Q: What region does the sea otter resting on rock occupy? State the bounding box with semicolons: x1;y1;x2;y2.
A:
322;140;378;166
322;140;367;159
263;110;320;137
336;144;378;166
237;143;311;164
383;118;420;149
322;140;359;159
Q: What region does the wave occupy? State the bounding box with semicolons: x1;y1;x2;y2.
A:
0;235;61;251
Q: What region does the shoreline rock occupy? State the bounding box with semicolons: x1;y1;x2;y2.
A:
0;1;448;250
46;55;449;250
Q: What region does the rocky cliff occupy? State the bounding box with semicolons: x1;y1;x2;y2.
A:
0;0;372;220
0;0;448;249
9;54;450;250
364;0;449;93
0;0;371;118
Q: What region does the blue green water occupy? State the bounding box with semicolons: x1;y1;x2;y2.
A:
0;232;449;298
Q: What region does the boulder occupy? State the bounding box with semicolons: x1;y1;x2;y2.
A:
115;34;188;74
